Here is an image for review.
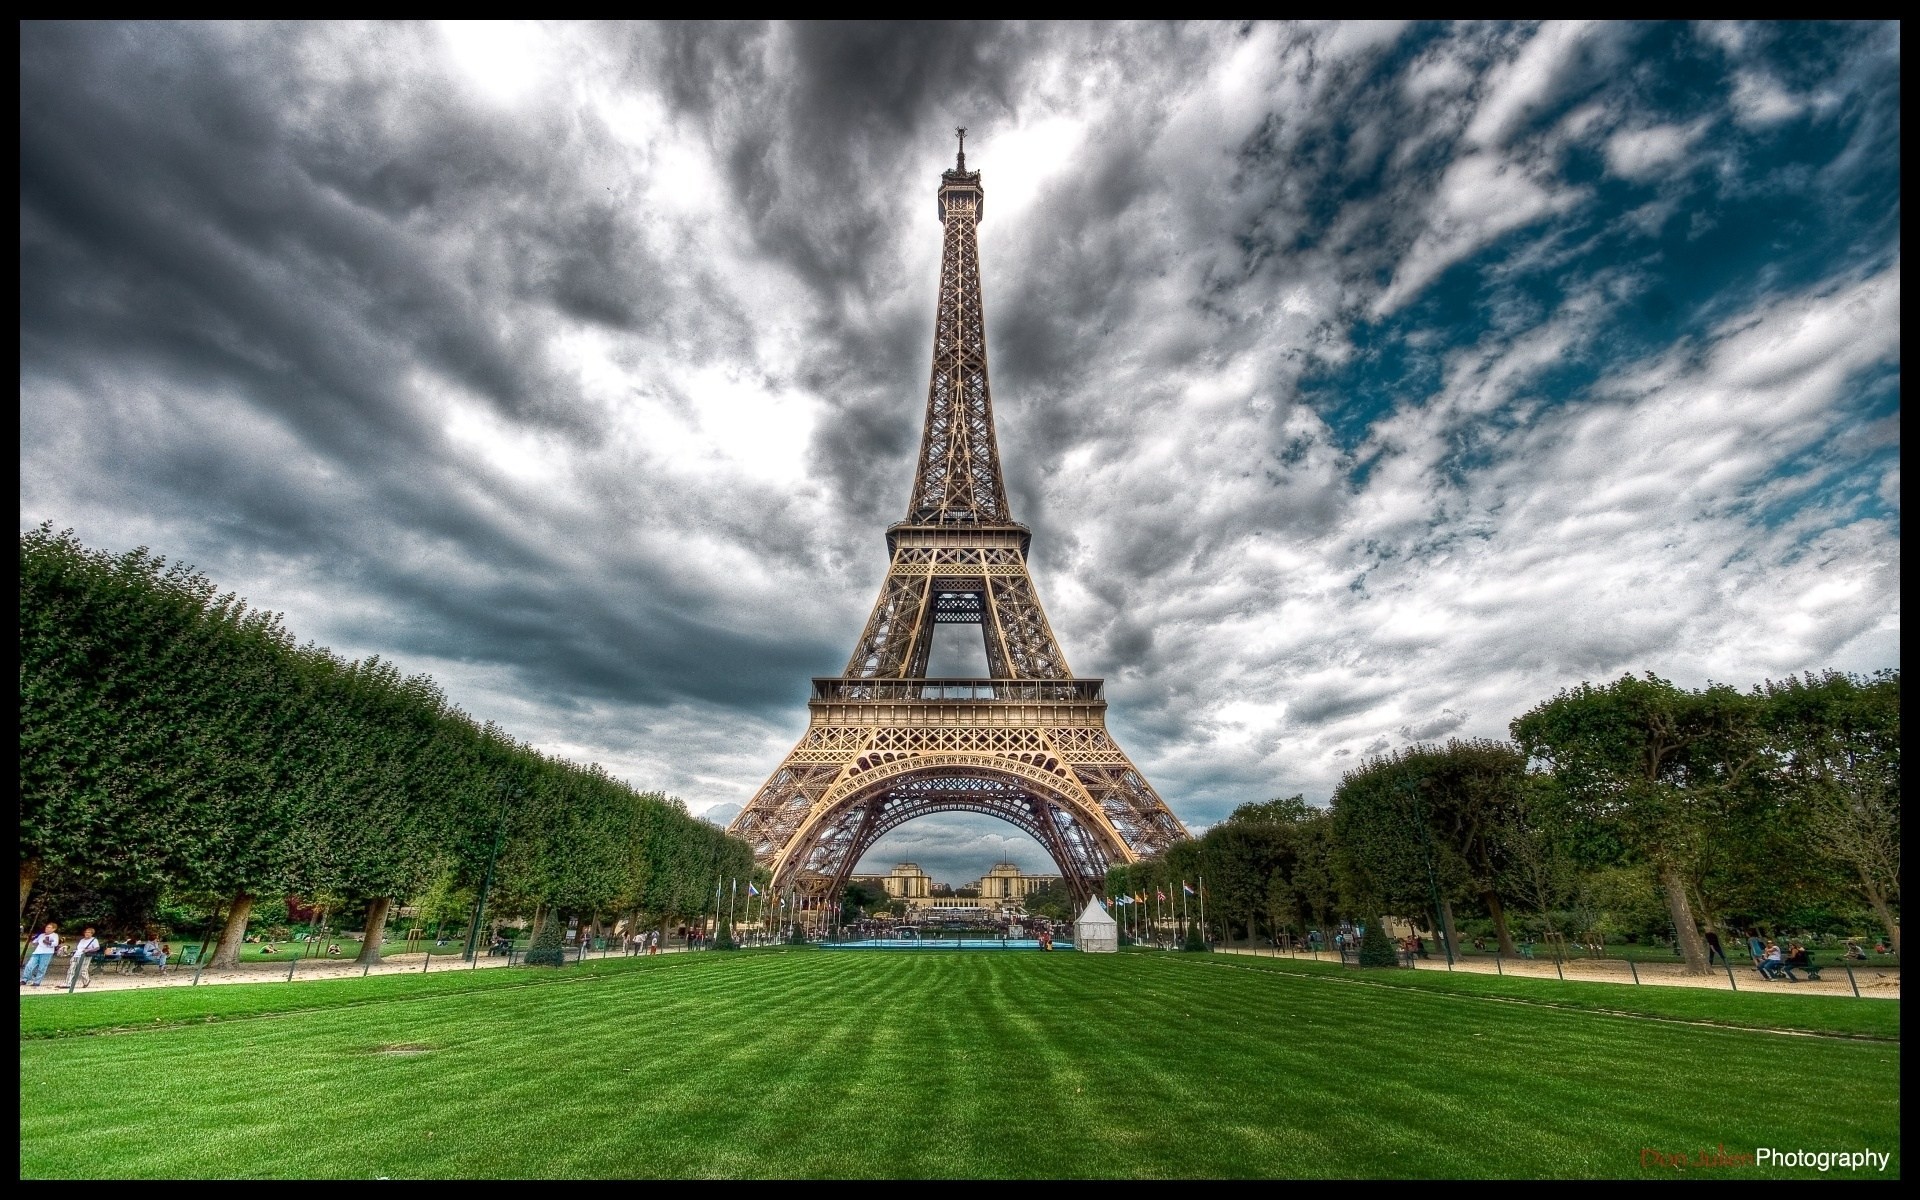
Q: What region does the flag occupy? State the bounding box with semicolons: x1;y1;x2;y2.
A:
1157;889;1167;902
748;883;761;897
1182;882;1196;896
1134;893;1145;904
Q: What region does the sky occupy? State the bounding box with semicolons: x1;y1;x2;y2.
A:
20;22;1900;886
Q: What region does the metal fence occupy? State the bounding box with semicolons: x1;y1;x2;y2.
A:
1214;943;1899;999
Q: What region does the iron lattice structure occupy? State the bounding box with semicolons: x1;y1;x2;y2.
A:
730;135;1189;907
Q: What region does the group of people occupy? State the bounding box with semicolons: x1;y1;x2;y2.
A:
623;929;662;955
20;923;167;988
1745;934;1815;981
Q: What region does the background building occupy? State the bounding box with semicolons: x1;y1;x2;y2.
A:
972;862;1061;903
849;862;1060;915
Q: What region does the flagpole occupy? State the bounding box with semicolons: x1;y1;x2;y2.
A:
1200;875;1209;950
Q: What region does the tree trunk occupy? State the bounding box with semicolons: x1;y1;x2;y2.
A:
356;897;391;966
211;891;254;968
1865;886;1901;957
19;857;40;922
1657;862;1711;974
1439;899;1460;961
1483;890;1518;956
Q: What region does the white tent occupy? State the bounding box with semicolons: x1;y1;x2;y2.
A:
1074;897;1118;953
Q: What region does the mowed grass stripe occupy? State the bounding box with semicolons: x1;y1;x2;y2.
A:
19;952;1900;1178
1144;954;1894;1175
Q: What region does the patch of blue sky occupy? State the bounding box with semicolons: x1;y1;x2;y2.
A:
1299;30;1896;493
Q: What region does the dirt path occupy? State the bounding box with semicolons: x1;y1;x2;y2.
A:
19;945;688;996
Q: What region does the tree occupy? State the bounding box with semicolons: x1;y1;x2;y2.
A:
1333;758;1465;954
20;527;223;918
1332;743;1528;956
1494;775;1579;949
1290;812;1343;944
525;913;568;966
1512;673;1766;974
842;879;889;922
1018;882;1076;923
1762;671;1901;953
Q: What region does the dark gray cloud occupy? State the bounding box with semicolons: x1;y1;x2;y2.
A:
20;21;1900;873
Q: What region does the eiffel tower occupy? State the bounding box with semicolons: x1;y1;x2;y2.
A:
729;131;1189;906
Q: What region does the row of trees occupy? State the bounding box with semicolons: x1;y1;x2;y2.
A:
1112;671;1898;974
19;526;752;966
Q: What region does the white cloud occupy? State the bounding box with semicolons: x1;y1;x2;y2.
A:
439;21;555;106
1603;120;1710;182
1462;21;1605;149
1374;152;1584;314
1729;70;1807;128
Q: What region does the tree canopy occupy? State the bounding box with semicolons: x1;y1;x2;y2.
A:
19;525;751;959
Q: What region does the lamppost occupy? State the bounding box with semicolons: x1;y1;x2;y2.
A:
1399;774;1455;967
462;782;517;962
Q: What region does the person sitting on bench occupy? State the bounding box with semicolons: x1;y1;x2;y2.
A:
1758;941;1785;979
1780;943;1815;982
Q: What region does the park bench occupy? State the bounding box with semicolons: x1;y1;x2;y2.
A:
1777;952;1823;982
97;948;167;974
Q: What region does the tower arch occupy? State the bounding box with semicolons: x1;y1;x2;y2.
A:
769;754;1134;904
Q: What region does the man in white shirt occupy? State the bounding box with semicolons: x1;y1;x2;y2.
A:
66;926;101;989
21;922;60;986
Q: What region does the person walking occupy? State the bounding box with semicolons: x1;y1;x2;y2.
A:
21;922;60;986
65;926;101;989
1704;929;1728;966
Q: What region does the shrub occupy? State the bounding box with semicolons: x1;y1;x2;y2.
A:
525;916;568;967
1182;922;1208;952
1358;921;1399;968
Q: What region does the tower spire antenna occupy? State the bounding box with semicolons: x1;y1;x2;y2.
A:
956;126;966;171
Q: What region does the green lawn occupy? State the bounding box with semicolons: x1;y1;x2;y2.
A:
19;950;1901;1179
